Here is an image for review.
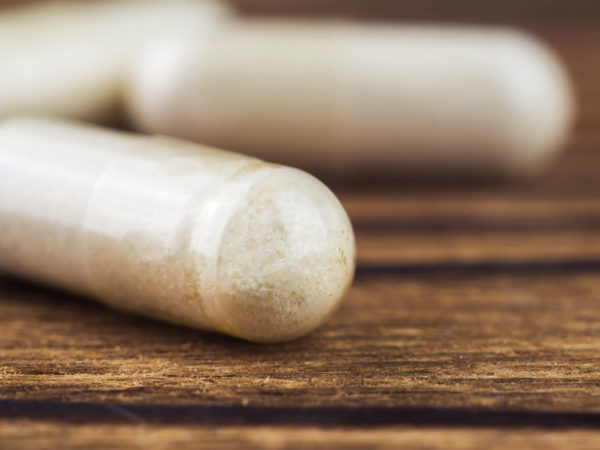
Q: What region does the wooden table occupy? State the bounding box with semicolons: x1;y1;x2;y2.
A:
2;3;600;449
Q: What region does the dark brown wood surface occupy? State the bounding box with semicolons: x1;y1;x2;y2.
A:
3;149;600;447
3;3;600;449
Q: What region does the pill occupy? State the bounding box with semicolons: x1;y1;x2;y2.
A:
0;117;355;343
127;21;575;177
0;0;231;122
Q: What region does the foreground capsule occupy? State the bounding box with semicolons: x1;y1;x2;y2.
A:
127;22;575;177
0;0;230;122
0;117;355;343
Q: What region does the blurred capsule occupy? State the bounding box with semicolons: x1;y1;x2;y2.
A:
0;0;232;122
127;21;575;177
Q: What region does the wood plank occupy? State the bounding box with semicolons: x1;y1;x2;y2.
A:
356;229;600;265
2;270;600;411
335;145;600;230
342;148;600;266
2;422;600;450
1;5;600;447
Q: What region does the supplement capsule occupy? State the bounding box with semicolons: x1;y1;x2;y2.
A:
127;21;575;177
0;0;231;122
0;117;355;343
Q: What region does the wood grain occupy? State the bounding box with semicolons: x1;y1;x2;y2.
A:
2;136;600;450
3;268;600;411
2;423;600;450
2;3;600;448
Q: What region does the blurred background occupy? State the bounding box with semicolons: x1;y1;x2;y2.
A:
2;0;598;134
235;0;598;135
0;0;599;267
3;3;600;446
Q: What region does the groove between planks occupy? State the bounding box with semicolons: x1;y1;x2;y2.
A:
3;400;600;428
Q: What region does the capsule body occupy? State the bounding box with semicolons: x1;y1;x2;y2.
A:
0;117;355;342
127;22;574;177
0;0;231;122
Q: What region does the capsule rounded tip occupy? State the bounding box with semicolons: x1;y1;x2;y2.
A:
492;31;575;175
208;167;355;343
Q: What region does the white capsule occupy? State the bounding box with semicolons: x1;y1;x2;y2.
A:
127;21;575;177
0;117;355;343
0;0;231;122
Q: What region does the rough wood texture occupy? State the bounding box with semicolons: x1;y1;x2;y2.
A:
3;423;600;450
3;3;600;449
3;269;600;410
3;142;600;447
